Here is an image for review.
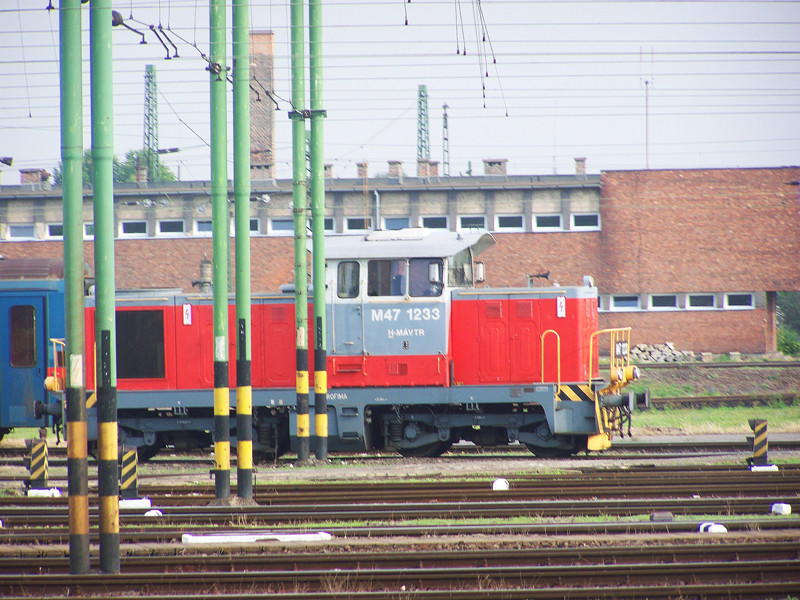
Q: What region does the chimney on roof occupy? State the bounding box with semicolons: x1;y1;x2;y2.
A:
356;161;368;178
20;168;50;185
428;160;439;177
136;164;149;186
483;158;507;175
388;160;403;180
417;158;429;178
324;163;333;178
574;157;586;175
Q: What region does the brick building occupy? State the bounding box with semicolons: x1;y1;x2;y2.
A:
1;161;798;355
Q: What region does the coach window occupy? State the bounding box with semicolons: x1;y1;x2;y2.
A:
368;259;406;296
9;305;36;367
337;261;360;298
116;310;165;379
409;258;443;297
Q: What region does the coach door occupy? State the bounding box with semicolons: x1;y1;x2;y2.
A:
0;295;47;429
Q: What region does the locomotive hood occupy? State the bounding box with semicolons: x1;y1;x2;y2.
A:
322;228;495;260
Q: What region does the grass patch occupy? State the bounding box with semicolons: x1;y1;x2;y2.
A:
635;402;800;434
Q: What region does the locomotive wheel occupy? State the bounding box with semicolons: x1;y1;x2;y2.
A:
523;443;579;458
397;441;453;458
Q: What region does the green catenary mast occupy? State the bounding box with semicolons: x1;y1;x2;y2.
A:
90;0;119;574
290;0;310;461
59;0;89;575
308;0;328;460
233;0;253;499
209;0;230;499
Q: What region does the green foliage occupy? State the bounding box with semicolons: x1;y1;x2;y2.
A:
778;292;800;334
778;327;800;356
52;148;176;185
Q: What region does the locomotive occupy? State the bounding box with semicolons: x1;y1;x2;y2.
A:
0;229;637;459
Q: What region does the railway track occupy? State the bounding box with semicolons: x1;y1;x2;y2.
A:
2;464;798;599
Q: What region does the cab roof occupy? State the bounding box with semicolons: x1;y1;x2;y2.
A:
322;229;495;261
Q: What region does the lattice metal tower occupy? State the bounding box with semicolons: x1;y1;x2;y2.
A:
442;103;450;177
143;64;159;182
416;85;430;160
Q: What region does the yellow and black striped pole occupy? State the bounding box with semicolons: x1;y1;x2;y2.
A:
97;330;119;573
26;438;48;489
236;319;253;499
296;348;310;460
232;0;253;501
309;0;328;461
60;0;89;574
748;419;769;466
119;446;138;499
289;0;309;462
210;0;230;501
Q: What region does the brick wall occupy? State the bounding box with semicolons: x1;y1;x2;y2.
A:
600;168;800;293
601;308;769;355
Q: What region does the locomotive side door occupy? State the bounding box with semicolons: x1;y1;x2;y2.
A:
0;295;47;429
329;260;364;357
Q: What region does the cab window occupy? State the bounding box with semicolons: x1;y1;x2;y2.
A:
368;260;406;296
409;258;443;297
337;261;360;298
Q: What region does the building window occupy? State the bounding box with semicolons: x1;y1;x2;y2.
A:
47;224;64;239
195;220;212;236
422;216;448;229
269;218;294;236
383;216;410;231
688;294;715;309
8;224;36;239
534;214;561;230
459;215;486;230
725;293;753;309
337;261;360;298
250;218;260;234
157;220;184;236
495;215;524;231
650;294;678;310
611;295;640;310
84;223;95;240
345;217;371;232
120;220;147;237
9;305;36;367
571;213;600;230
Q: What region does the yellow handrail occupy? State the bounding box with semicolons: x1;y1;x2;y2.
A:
540;329;561;391
588;327;632;391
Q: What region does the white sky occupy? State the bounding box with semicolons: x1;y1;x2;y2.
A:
1;0;799;183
